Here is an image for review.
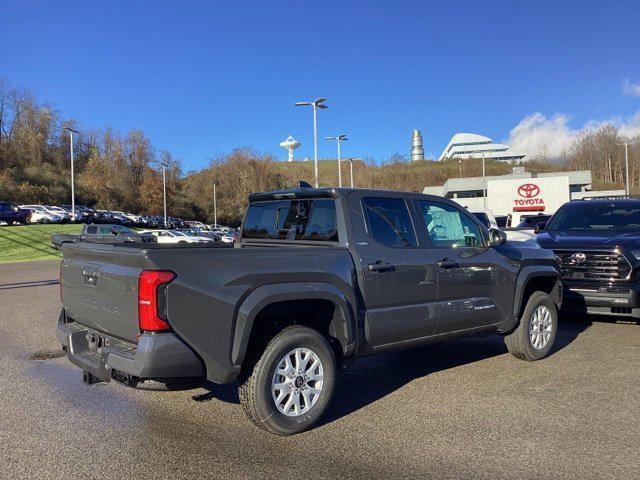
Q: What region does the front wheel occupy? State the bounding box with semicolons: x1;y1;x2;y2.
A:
504;291;557;361
238;325;336;435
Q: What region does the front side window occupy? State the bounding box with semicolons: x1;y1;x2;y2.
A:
362;197;417;247
418;201;484;248
243;199;338;242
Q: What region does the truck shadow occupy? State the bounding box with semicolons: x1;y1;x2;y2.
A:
321;316;591;426
203;316;591;418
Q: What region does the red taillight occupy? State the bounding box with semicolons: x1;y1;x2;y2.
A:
138;270;176;332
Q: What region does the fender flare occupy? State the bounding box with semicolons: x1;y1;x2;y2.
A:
230;282;356;366
513;266;562;318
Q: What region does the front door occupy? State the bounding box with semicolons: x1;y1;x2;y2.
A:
351;194;440;347
413;199;506;335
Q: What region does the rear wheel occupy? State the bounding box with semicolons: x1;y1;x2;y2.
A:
238;325;336;435
504;291;557;361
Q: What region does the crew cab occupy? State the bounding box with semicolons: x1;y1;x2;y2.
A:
536;198;640;319
57;186;562;435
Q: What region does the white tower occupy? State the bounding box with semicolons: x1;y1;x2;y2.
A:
279;135;301;162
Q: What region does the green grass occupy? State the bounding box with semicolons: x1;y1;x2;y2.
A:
0;224;83;264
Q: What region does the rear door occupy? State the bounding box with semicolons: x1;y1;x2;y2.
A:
351;193;439;347
413;199;506;334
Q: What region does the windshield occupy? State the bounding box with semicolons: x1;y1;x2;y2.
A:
546;203;640;231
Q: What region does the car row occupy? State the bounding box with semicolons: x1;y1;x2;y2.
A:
1;201;238;236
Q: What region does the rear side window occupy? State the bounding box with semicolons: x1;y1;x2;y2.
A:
362;197;417;247
243;199;338;242
86;226;97;234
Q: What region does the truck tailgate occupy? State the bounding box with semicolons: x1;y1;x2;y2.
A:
61;243;144;342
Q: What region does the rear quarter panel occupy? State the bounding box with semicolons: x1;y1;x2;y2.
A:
142;245;357;383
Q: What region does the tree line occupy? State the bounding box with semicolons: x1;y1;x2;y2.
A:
1;77;638;226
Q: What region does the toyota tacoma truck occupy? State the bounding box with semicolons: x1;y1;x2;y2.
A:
536;197;640;319
57;185;562;435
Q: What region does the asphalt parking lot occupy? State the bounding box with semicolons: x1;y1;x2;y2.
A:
1;261;638;480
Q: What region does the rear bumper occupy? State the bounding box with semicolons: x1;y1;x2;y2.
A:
56;310;205;384
561;282;640;318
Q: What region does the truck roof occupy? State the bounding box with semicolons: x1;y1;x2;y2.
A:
248;186;447;203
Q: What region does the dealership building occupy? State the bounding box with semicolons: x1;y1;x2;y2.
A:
423;167;625;217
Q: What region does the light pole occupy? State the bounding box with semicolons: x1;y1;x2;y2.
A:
295;98;328;187
213;181;217;228
481;151;487;210
161;162;168;227
619;141;639;196
64;127;79;221
458;159;462;178
325;134;348;187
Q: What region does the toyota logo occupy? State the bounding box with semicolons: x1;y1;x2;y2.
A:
518;183;540;198
570;252;587;264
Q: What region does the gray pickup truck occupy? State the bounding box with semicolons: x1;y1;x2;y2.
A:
51;224;155;249
57;186;562;435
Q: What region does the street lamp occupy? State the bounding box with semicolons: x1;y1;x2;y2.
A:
213;181;218;228
160;162;169;227
482;151;487;210
295;97;328;187
64;127;79;221
619;141;639;195
325;134;348;187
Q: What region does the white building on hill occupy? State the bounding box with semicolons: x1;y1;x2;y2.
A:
438;133;525;162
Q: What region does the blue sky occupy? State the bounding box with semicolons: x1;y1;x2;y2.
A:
1;0;639;170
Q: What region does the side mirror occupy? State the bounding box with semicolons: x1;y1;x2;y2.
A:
489;228;507;246
534;222;547;234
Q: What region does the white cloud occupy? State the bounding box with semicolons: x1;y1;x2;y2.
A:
506;111;640;160
507;113;578;159
622;78;640;97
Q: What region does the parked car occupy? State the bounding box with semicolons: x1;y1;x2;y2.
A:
175;228;217;243
20;206;62;224
44;205;72;223
51;224;156;249
536;198;640;320
63;205;97;223
57;185;561;435
139;229;211;244
0;202;31;225
21;205;67;223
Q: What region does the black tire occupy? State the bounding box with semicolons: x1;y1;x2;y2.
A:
504;291;557;361
238;325;336;435
41;218;50;224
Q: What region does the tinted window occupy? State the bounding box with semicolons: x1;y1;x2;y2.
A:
517;215;551;228
86;226;97;235
472;212;491;229
362;197;417;247
418;201;484;248
243;199;338;242
546;203;640;231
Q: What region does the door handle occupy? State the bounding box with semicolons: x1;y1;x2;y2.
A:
367;261;395;272
436;258;458;269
